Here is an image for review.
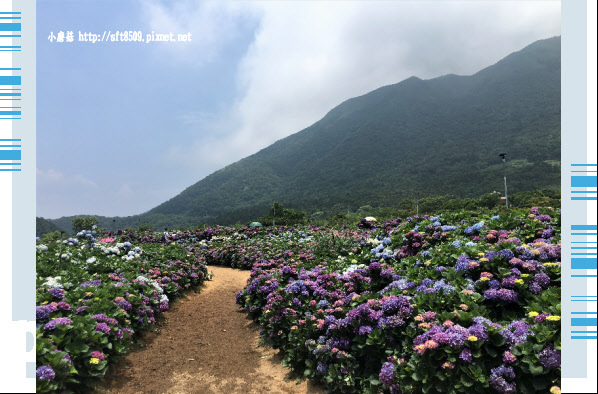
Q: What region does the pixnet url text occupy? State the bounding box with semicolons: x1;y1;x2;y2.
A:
47;31;193;44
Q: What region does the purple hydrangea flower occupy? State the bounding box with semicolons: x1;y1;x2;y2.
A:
95;322;111;334
542;228;554;239
36;365;55;381
36;306;50;320
115;299;132;311
47;288;65;299
533;273;551;287
358;325;373;335
56;301;71;310
80;279;102;288
75;306;88;314
488;280;501;289
528;281;542;295
379;362;395;385
490;365;516;394
43;317;72;331
455;255;472;272
501;276;517;289
484;289;518;303
316;361;328;374
159;301;169;312
503;351;517;364
459;348;473;363
538;345;561;370
534;313;551;323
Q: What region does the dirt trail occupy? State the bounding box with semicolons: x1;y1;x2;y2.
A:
95;266;324;394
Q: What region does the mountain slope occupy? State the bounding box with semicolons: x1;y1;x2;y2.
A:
37;217;67;237
49;36;561;229
147;37;560;224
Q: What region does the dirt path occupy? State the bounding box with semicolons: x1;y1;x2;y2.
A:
95;266;324;394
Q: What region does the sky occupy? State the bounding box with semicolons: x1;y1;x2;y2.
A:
36;0;562;219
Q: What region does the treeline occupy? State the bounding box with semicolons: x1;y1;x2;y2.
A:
38;188;560;237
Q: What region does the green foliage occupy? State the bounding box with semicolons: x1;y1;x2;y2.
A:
36;217;66;238
40;230;64;245
510;189;560;209
138;223;153;232
328;213;354;226
72;216;98;233
259;202;307;226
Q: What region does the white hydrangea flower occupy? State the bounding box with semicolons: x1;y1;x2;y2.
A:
136;276;163;293
42;276;63;288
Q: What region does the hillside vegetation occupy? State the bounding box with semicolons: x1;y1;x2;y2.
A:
48;37;560;230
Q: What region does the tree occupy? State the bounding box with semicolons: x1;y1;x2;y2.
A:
72;216;98;233
260;202;306;226
138;223;153;232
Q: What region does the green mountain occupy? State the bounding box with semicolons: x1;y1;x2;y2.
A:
36;217;67;238
51;36;561;230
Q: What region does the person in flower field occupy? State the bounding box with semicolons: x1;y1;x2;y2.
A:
162;228;170;243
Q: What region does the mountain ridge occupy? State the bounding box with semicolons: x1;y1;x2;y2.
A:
49;36;561;230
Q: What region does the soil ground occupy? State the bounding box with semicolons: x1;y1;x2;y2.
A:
94;266;325;394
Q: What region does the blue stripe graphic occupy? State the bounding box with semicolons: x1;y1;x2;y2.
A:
572;225;598;230
572;176;598;187
572;318;598;326
571;258;597;270
0;23;21;31
0;76;21;85
0;150;21;160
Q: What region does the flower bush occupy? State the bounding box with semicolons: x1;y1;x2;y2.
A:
231;208;561;393
36;207;560;393
35;237;211;393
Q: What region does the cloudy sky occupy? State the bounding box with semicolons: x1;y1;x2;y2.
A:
36;0;561;218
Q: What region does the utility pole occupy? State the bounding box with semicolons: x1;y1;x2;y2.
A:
273;204;276;227
58;231;65;270
499;153;508;208
416;193;419;217
346;193;350;217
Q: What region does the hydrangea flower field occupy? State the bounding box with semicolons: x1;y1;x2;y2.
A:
36;207;561;393
35;235;211;393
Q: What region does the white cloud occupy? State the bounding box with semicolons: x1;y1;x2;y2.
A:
36;168;98;188
140;0;260;65
151;1;560;174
